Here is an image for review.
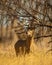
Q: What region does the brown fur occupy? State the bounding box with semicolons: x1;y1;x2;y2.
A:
14;35;32;56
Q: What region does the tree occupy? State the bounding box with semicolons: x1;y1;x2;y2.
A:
0;0;52;50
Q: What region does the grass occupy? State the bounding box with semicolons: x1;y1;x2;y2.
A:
0;46;52;65
0;34;52;65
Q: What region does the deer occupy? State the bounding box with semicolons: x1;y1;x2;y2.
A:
14;28;33;56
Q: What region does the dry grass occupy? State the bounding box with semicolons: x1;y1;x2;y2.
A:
0;33;52;65
0;51;52;65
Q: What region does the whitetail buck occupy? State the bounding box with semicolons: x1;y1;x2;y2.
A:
14;35;32;56
12;18;34;56
14;26;33;56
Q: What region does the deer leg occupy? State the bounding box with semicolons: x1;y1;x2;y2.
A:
22;46;24;54
25;44;30;54
15;45;19;56
26;47;30;54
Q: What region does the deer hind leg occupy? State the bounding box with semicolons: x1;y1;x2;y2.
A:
14;42;20;56
21;46;25;56
26;46;30;54
24;42;30;54
15;46;19;56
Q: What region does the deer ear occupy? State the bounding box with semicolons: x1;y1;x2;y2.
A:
28;30;33;37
